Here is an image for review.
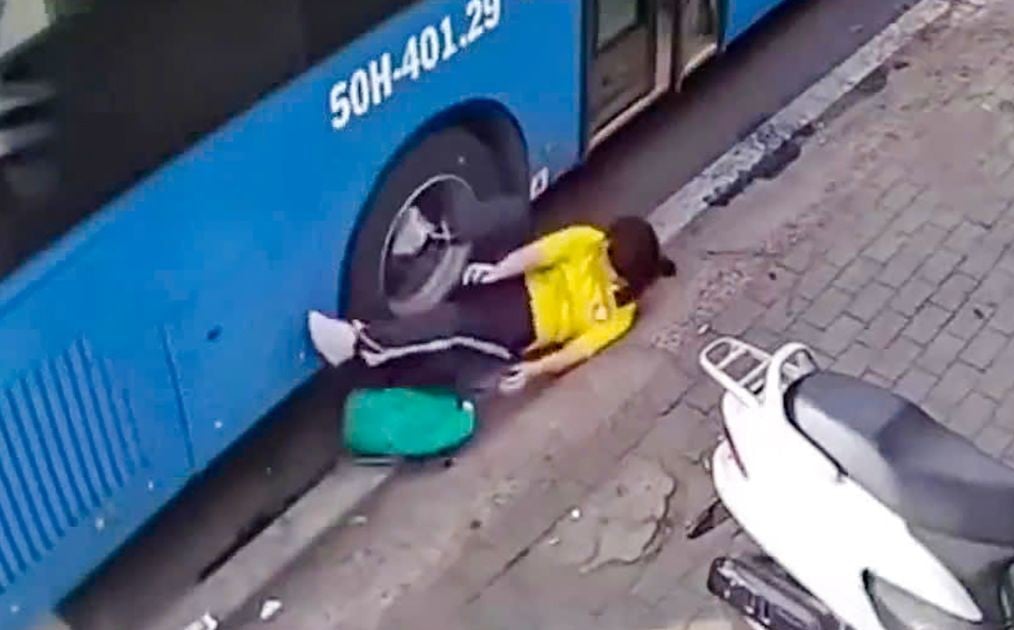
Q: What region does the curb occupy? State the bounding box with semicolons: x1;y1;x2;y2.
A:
649;0;953;245
148;463;393;630
144;2;954;628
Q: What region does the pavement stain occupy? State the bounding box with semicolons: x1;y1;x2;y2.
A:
539;456;680;574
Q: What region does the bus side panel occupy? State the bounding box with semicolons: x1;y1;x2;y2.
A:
0;0;582;624
723;0;791;43
0;277;192;627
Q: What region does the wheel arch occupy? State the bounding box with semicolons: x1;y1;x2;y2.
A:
337;99;531;314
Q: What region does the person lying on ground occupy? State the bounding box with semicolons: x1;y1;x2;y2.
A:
307;216;676;394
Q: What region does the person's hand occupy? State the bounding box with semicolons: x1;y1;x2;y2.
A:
462;262;496;286
499;363;537;394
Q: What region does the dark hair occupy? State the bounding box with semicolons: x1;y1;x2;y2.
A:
606;216;676;306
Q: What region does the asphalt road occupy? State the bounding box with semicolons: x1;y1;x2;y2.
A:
61;0;915;627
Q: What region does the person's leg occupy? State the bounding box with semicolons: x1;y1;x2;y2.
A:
307;310;358;366
358;279;533;366
307;279;534;369
364;348;509;400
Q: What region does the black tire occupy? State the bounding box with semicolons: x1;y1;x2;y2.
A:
343;126;519;320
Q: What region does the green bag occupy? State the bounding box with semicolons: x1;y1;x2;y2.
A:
343;388;477;458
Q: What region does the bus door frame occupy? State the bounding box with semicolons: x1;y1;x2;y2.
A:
584;0;676;150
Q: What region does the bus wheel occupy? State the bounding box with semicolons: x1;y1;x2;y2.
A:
344;127;516;319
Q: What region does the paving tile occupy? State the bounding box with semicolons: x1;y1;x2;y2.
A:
945;303;988;340
943;221;989;254
997;251;1014;277
710;297;764;336
931;274;977;311
974;424;1014;457
832;343;874;378
880;244;930;288
961;238;1007;279
971;269;1014;305
815;315;865;356
992;396;1014;432
929;206;964;231
967;198;1008;228
931;363;983;411
988;294;1014;334
894;367;938;404
796;263;841;302
950;392;996;438
864;231;907;264
825;239;864;268
909;222;949;252
786;319;825;350
890;197;934;234
742;327;782;352
848;283;895;323
684;379;723;414
919;249;963;284
961;327;1008;369
802;287;852;329
880;179;923;214
859;310;909;350
869;336;923;382
977;341;1014;401
902;304;951;344
891;277;935;316
833;258;882;293
759;295;808;332
918;332;968;376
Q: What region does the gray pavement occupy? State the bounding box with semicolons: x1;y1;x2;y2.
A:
214;1;1014;627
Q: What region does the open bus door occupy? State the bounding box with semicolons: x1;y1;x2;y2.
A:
587;0;719;148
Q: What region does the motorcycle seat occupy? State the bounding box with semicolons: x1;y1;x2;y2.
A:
785;371;1014;546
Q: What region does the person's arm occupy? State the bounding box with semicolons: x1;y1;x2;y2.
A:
482;242;546;283
506;304;637;389
467;226;604;285
524;343;590;376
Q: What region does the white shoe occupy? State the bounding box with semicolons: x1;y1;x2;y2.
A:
307;310;357;367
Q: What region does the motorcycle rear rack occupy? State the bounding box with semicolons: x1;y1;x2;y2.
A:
700;337;815;408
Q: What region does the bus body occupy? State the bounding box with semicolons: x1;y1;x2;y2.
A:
0;0;793;626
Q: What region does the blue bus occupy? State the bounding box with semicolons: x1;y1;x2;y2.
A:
0;0;790;626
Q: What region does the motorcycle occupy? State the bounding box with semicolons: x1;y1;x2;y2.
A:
691;337;1014;629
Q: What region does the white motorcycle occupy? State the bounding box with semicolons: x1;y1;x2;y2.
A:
691;337;1014;630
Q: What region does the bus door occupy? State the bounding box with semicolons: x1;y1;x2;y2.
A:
587;0;673;148
676;0;719;80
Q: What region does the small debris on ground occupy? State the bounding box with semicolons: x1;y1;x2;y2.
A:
259;599;283;622
547;536;561;546
184;613;219;630
349;515;369;526
569;507;582;521
697;323;711;336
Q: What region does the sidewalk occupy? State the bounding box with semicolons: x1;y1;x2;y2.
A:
229;1;1014;627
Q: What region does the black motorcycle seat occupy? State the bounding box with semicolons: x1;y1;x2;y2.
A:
785;371;1014;546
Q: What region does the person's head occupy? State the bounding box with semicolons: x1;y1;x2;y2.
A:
605;216;676;305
